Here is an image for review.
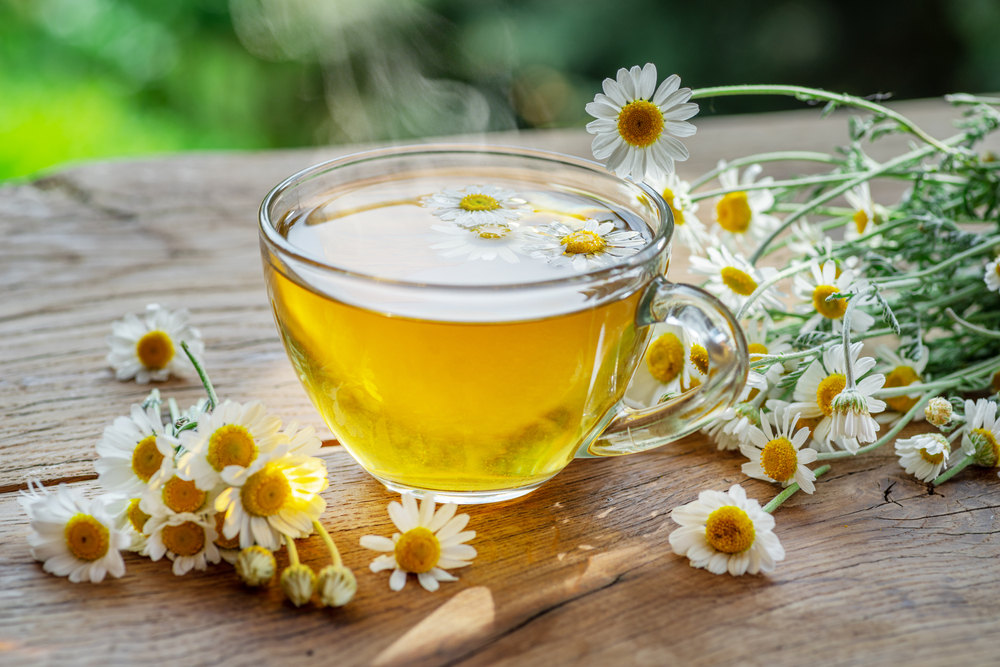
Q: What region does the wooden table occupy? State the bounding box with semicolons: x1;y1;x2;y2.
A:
2;100;999;667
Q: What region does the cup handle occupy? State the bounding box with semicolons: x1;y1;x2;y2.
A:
576;276;749;458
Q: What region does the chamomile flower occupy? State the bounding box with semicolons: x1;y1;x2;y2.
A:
145;511;221;576
741;409;818;493
924;397;954;427
174;399;287;492
984;257;1000;293
703;400;762;451
961;399;1000;468
106;303;203;384
585;63;698;182
212;511;242;563
215;446;328;551
120;498;152;553
668;484;784;576
744;318;793;386
689;246;785;316
787;220;831;258
625;324;691;408
895;433;952;482
429;224;527;264
793;260;875;334
94;403;173;498
522;219;645;272
875;345;929;423
844;181;884;240
360;493;476;592
140;455;215;518
647;172;710;252
19;481;130;583
422;185;528;229
787;342;886;452
712;162;781;251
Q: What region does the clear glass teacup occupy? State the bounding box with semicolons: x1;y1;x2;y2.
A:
259;145;748;503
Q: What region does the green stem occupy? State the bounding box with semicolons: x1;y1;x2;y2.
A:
313;521;343;568
816;392;934;460
876;235;1000;287
689;172;871;202
873;356;998;398
932;454;975;486
688;151;843;190
763;464;831;513
945;308;1000;339
918;283;981;311
735;254;833;321
285;534;301;566
180;340;218;411
690;84;953;153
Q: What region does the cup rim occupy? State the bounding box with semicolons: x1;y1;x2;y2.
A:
259;143;673;291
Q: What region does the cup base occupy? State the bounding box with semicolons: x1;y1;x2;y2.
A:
370;473;554;505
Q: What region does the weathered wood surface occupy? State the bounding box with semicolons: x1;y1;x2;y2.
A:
1;99;999;667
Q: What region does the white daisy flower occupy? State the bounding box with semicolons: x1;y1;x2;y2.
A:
94;403;173;498
984;257;1000;293
625;324;690;409
668;484;784;576
895;433;951;482
522;219;645;272
875;345;929;424
19;481;130;583
787;219;831;258
585;63;698;182
422;185;528;229
843;181;885;240
961;399;1000;467
793;260;875;333
741;409;818;493
744;318;793;386
787;342;886;452
688;245;785;316
703;400;761;451
215;446;328;551
712;162;781;251
140;455;216;518
145;511;221;576
360;493;476;592
119;498;152;554
429;224;527;264
174;399;287;492
646;172;710;252
106;303;203;384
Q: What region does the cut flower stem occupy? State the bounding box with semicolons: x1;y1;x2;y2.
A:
763;464;831;513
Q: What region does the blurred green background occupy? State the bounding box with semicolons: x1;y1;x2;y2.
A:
2;0;998;181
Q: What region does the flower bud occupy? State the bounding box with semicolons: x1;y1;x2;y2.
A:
316;564;358;608
280;563;316;607
924;398;953;428
235;546;276;587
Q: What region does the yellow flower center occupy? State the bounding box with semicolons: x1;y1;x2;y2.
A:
716;192;752;233
213;511;241;549
64;514;110;561
884;366;922;413
853;209;870;235
561;230;606;255
241;465;292;517
919;448;945;465
162;476;207;513
662;187;685;226
394;526;441;574
812;285;847;319
459;194;500;212
690;344;709;375
991;369;1000;394
720;266;758;296
995;263;1000;280
971;428;1000;467
795;415;823;434
131;435;164;483
616;99;664;148
645;333;684;384
470;224;510;239
126;498;151;534
816;373;847;417
207;424;258;472
704;505;755;554
136;330;174;370
747;343;769;356
161;521;206;557
760;437;798;482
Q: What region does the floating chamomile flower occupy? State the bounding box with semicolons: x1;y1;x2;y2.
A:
20;481;130;583
787;342;886;452
712;162;781;251
522;219;645;272
793;260;875;334
215;446;328;551
961;399;1000;468
361;493;476;592
647;172;710;252
106;304;203;384
875;345;929;423
984;257;1000;293
174;399;287;492
429;224;527;264
741;409;818;493
668;484;784;576
94;402;172;498
145;511;221;576
688;246;785;316
585;63;698;183
422;185;528;229
895;433;952;483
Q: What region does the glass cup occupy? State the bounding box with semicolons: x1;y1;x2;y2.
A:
259;145;748;503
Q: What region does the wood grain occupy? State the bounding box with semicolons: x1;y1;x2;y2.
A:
1;99;999;667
